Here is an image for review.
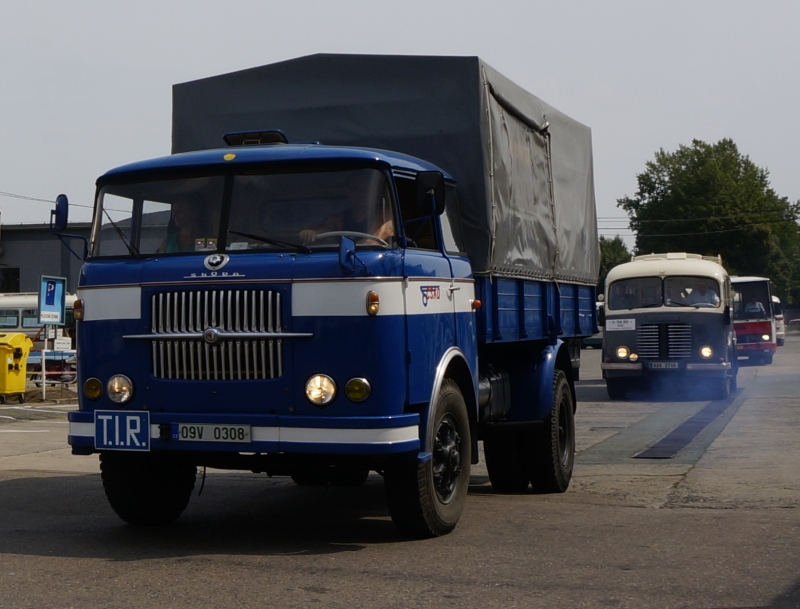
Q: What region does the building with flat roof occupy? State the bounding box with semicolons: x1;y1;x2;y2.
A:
0;223;89;293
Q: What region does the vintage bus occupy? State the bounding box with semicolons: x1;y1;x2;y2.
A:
601;253;737;400
730;277;776;364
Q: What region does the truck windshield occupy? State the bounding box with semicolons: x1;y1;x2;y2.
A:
92;168;395;257
608;276;721;310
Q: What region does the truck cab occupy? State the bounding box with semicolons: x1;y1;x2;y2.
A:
601;253;737;399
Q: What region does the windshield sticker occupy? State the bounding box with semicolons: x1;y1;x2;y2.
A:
606;318;635;331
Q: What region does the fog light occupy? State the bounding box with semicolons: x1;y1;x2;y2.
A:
629;353;639;362
83;377;102;401
616;346;629;359
345;378;371;402
106;375;134;404
306;374;336;406
700;346;713;359
761;334;770;341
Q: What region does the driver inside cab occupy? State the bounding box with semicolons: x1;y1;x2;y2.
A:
299;172;394;245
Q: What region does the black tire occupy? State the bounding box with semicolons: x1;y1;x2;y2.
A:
17;394;24;404
712;377;730;400
484;431;530;493
100;452;196;525
777;338;785;347
384;379;471;538
528;370;575;494
328;466;370;486
606;378;627;400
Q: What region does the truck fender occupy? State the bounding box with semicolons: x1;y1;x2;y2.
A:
532;340;576;421
422;347;479;464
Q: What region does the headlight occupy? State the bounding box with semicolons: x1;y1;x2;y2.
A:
345;378;371;402
700;346;713;359
107;375;134;404
629;353;639;362
306;374;336;406
761;334;771;341
83;378;103;401
616;346;629;359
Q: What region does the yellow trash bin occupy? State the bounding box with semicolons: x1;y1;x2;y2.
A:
0;333;33;404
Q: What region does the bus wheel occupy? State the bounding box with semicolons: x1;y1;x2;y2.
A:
100;452;196;525
384;379;471;538
713;377;730;400
529;370;575;494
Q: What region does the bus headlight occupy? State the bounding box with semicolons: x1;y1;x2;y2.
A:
107;375;134;404
700;346;713;359
616;346;629;359
629;353;639;362
761;334;770;341
306;374;336;406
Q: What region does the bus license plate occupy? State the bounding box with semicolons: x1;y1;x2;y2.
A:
173;424;251;443
649;362;679;370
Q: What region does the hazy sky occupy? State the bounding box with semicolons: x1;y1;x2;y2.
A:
2;1;799;245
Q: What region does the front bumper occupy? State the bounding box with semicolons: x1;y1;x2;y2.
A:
68;410;420;456
602;361;731;378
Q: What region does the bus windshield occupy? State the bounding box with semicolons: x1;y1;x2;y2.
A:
608;276;721;310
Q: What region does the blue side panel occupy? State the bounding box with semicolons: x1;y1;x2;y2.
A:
559;284;576;336
522;281;544;339
578;285;597;334
496;278;521;341
477;276;596;344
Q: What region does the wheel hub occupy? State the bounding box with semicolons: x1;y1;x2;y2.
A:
432;416;462;503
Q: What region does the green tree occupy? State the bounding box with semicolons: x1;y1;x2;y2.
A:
598;235;631;294
618;139;800;301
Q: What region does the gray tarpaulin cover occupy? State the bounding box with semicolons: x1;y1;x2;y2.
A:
172;54;599;284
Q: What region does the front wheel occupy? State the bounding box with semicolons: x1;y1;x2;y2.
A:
529;370;576;493
384;379;471;538
100;452;196;525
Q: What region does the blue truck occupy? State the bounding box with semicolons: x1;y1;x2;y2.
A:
60;55;599;537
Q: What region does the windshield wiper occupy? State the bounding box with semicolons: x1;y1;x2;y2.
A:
228;230;311;254
103;208;140;258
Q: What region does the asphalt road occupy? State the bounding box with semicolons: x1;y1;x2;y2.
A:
1;340;798;608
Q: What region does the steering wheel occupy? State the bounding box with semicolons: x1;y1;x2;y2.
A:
314;231;389;247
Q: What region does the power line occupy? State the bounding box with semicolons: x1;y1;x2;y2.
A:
0;190;54;204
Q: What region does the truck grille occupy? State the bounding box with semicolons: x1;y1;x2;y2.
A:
636;324;693;359
150;289;283;380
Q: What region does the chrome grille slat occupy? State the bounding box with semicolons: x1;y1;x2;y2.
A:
150;289;284;380
636;323;693;359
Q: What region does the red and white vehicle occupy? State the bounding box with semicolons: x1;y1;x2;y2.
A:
731;276;776;365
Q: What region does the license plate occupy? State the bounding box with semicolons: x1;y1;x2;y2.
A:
173;423;251;443
649;361;680;370
95;411;150;451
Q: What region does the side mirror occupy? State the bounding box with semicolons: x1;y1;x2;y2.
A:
415;171;445;216
724;305;731;326
338;236;356;273
598;304;605;326
51;194;69;231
